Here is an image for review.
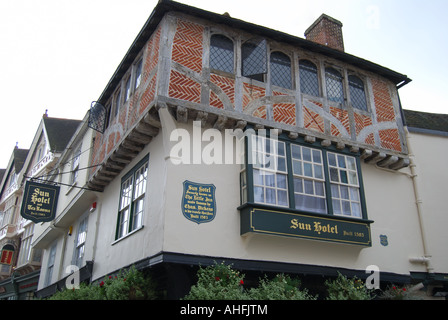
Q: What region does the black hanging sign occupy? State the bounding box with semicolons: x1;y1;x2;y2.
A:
20;181;60;223
88;101;107;133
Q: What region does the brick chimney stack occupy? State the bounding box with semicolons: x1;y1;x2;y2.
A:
305;14;344;51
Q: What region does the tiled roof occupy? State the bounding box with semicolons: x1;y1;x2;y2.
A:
403;109;448;134
43;117;82;152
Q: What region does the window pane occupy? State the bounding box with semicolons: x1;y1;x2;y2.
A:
337;155;346;168
277;174;287;189
315;181;325;196
331;184;339;198
314;164;323;179
265;174;275;187
351;203;362;217
294;178;303;193
348;171;358;185
270;52;292;89
210;34;234;73
328;153;337;166
304;162;313;177
293;160;302;176
332;199;342;215
304;179;314;195
330;168;339;182
349;187;360;201
299;60;319;96
346;157;356;171
253;169;262;185
277;157;286;172
342;201;351;215
302;147;312;162
266;188;276;204
291;145;301;159
277;190;288;206
254;186;264;202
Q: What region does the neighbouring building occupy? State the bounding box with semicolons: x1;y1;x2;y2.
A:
2;0;446;300
0;113;81;299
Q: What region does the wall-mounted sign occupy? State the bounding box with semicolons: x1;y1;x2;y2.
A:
379;235;389;246
0;245;14;265
240;206;371;246
20;181;60;223
181;180;216;224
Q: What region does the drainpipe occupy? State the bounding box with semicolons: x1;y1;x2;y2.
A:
404;126;434;275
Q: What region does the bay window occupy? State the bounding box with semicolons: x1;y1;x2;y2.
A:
241;133;367;220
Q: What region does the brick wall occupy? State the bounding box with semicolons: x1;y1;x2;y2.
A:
164;15;405;156
89;25;162;177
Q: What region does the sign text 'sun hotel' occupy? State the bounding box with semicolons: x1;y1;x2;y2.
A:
20;181;60;223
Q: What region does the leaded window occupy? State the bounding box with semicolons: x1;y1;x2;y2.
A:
299;60;319;96
349;75;368;111
325;67;344;103
210;34;234;73
270;52;292;89
242;39;267;82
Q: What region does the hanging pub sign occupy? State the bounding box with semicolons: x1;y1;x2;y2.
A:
181;180;216;224
20;180;60;223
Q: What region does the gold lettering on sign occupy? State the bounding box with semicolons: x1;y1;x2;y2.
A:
290;219;311;231
30;188;51;205
313;221;338;235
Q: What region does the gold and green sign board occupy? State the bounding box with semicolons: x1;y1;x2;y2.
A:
240;206;371;246
20;181;60;223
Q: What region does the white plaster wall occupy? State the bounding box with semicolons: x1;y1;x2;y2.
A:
90;132;167;281
161;120;429;277
407;131;448;274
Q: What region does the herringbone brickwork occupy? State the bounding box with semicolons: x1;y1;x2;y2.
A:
273;92;295;125
379;129;402;152
354;112;374;146
303;103;324;133
210;74;235;109
169;70;201;103
330;106;350;136
172;19;203;73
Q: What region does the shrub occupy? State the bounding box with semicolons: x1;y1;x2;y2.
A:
184;262;316;300
325;272;374;300
183;262;247;300
378;285;422;300
48;265;157;300
247;274;317;300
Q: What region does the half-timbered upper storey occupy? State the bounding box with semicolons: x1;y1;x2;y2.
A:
88;0;411;191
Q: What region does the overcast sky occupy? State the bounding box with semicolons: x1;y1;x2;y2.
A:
0;0;447;168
